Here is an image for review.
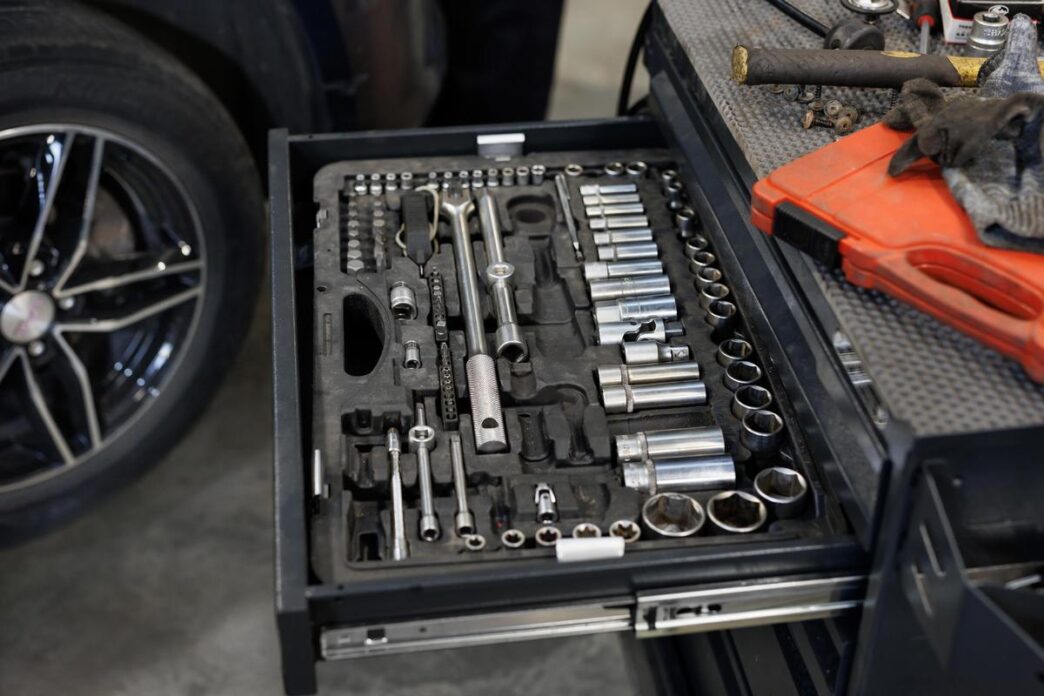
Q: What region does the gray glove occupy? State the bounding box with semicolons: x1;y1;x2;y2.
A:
884;14;1044;253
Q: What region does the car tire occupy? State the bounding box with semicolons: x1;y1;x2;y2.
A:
0;0;263;541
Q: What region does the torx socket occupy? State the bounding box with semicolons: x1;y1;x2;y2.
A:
675;207;698;235
694;267;723;291
642;493;704;537
608;519;641;542
596;242;659;262
592;228;654;246
723;360;762;391
596;318;682;345
687;251;716;274
623;454;736;494
740;409;784;453
684;235;710;258
615;425;725;462
585;202;645;217
705;299;737;331
754;466;808;518
589;215;649;230
602;380;706;413
408;414;439;542
582;193;641;206
717;338;754;367
598;361;702;388
448;432;475;536
583;259;663;281
579;182;637;195
386;428;409;560
593;295;677;324
707;490;767;534
501;529;527;548
732;384;773;420
622;341;691;364
534;525;561;547
534;482;558;523
699;283;730;310
589;274;671;302
572;522;602;538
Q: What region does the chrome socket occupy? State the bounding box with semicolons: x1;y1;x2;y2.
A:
583;259;663;281
699;282;730;310
608;519;641;543
707;491;767;534
596;242;659;262
642;493;704;537
389;282;418;320
596;318;683;345
534;525;561;547
659;169;679;190
501;167;515;186
740;409;784;453
589;274;671;302
534;482;558;523
604;161;625;176
515;165;530;186
622;341;691;365
582;193;641;206
602;381;706;413
687;251;716;274
723;359;762;391
501;529;527;549
675;207;698;235
564;163;584;177
486;262;527;362
705;300;737;331
589;215;649;230
594;295;677;324
694;266;723;290
401;171;414;190
622;454;736;494
463;534;487;551
408;415;439;542
592;228;654;246
403;340;421;369
684;235;710;259
664;180;685;210
598;361;702;388
585;202;645;217
531;164;546;185
572;522;602;538
579;182;637;195
717;338;754;367
732;385;773;420
448;432;475;536
615;425;725;461
625;160;648;176
754;466;808;518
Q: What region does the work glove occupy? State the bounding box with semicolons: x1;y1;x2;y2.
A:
884;14;1044;253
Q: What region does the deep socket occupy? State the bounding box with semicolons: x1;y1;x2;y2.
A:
579;182;637;195
583;259;663;281
623;455;736;493
707;490;767;534
754;466;808;518
589;214;649;230
582;193;641;206
596;242;659;261
448;432;475;536
592;228;654;246
615;426;725;461
642;493;704;537
598;361;701;388
593;295;677;324
589;274;671;301
602;380;706;413
585;202;645;217
622;341;691;364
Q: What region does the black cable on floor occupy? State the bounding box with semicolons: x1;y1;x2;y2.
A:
617;2;653;116
763;0;829;36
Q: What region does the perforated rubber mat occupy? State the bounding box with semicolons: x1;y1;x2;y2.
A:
659;0;1044;436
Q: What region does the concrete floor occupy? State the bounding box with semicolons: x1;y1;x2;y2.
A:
0;2;651;695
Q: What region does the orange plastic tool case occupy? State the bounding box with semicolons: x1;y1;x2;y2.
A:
751;123;1044;382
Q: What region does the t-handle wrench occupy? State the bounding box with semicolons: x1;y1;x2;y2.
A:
386;428;409;560
441;191;508;453
477;192;528;362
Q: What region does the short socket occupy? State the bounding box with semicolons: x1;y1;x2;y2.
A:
675;207;698;235
659;169;679;190
564;163;584;177
531;164;546;184
717;338;754;367
684;235;710;259
705;300;737;330
604;161;625;176
665;180;685;210
463;534;487;551
571;523;602;538
625;161;648;176
687;251;716;274
694;266;723;290
740;409;784;453
622;341;691;364
535;525;562;547
608;519;641;543
723;359;762;391
389;282;418;320
501;167;515;186
754;466;809;518
642;493;705;537
699;283;730;310
707;490;767;534
501;529;527;548
516;165;530;185
403;341;421;369
732;384;773;420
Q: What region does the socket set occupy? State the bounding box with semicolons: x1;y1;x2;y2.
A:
308;149;837;578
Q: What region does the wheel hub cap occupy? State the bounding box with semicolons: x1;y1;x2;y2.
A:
1;291;55;344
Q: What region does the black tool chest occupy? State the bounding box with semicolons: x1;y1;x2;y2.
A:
272;7;1043;695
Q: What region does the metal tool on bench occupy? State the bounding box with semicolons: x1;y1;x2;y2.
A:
553;173;584;260
408;405;440;542
477;192;528;362
441;191;508;453
448;432;476;536
597;317;683;345
622;341;690;364
597;361;701;387
386;428;409;560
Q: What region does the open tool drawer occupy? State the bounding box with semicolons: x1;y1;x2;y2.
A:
270;118;870;695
